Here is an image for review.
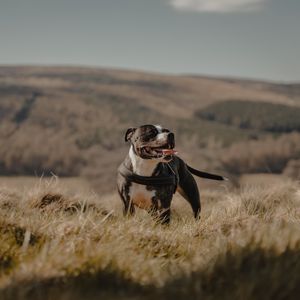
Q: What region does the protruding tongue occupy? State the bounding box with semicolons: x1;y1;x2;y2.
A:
162;149;178;155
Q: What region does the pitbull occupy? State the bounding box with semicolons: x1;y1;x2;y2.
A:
117;124;225;224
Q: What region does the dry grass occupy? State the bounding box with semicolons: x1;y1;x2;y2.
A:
0;178;300;299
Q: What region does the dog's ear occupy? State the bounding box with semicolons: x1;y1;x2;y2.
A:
125;127;136;142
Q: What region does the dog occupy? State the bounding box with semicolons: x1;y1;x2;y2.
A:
117;124;225;224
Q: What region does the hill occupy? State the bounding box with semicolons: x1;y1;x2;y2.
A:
0;66;300;192
196;100;300;133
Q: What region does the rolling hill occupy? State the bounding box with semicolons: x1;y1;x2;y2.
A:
0;66;300;193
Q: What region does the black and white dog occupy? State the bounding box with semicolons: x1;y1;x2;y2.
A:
117;124;225;224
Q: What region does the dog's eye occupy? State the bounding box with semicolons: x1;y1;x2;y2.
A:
148;129;158;137
144;129;158;138
162;129;169;133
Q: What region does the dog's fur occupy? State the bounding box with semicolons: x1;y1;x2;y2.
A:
117;124;200;224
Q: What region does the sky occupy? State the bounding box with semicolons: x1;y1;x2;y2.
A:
0;0;299;82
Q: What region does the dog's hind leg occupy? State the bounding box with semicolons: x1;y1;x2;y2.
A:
177;172;201;219
172;157;201;219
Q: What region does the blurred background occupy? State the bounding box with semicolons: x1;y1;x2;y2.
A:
0;0;299;194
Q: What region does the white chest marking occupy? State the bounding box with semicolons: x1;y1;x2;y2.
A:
128;146;158;209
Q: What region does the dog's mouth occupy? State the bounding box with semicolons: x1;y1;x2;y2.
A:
141;144;178;159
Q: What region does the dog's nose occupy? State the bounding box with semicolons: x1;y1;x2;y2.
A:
167;132;175;146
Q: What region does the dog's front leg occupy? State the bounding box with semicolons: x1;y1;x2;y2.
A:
158;207;171;224
118;184;135;217
123;198;135;217
148;200;171;224
154;197;171;224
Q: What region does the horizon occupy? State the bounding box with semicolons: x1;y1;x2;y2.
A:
0;63;299;84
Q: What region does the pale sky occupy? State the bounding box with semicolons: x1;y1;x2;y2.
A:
0;0;299;82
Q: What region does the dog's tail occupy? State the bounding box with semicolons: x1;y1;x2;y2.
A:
187;165;227;181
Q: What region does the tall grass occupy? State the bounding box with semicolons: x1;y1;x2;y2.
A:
0;178;300;299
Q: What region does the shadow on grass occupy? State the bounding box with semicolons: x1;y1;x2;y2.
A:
1;247;300;300
1;271;147;300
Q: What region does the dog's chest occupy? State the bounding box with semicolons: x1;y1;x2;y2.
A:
129;183;155;209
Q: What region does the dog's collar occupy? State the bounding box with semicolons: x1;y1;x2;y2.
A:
118;162;178;188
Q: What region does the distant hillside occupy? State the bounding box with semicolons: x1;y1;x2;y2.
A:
0;66;300;193
196;100;300;132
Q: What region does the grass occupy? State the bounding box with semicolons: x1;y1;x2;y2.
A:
0;178;300;299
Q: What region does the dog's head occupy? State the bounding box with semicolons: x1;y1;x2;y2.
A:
125;124;176;161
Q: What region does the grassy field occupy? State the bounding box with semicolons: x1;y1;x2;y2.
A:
0;176;93;195
1;177;300;300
